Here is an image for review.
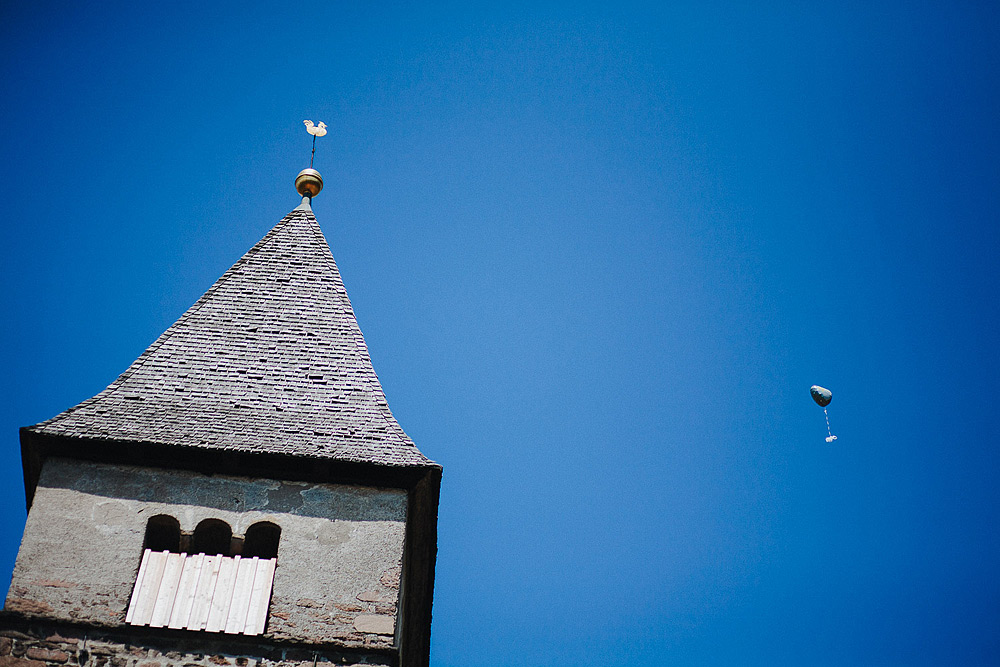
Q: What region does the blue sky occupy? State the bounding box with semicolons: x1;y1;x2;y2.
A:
2;2;998;665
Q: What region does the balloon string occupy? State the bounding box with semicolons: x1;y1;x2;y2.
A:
824;407;837;442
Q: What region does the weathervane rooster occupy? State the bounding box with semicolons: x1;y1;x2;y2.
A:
304;120;327;137
303;120;327;168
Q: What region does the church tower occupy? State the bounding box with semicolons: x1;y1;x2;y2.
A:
1;166;442;667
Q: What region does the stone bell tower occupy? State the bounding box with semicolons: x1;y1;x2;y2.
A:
0;166;442;667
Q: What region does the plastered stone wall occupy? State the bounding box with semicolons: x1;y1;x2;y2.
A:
5;459;406;648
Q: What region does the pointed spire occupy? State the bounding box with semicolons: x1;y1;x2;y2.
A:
28;203;431;468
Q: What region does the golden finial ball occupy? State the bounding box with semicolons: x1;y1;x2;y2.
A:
295;168;323;197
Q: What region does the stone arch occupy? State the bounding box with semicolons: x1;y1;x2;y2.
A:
143;514;180;552
192;518;233;556
243;521;281;559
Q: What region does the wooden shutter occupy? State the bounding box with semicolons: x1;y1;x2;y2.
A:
126;550;276;636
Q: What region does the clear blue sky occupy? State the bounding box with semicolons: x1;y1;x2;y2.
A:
2;2;998;665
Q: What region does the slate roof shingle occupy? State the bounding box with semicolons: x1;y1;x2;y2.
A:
28;202;433;468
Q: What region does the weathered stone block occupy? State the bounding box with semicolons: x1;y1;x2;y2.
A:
26;648;69;663
5;600;52;615
42;635;76;646
0;657;47;667
352;615;394;636
379;569;400;589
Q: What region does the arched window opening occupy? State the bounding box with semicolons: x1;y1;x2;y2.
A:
143;515;180;552
192;519;232;556
243;521;281;559
129;515;275;635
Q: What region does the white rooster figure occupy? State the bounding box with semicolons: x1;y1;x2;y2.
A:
303;120;327;137
303;120;327;168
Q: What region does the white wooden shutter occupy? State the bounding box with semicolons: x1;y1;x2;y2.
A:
126;551;276;636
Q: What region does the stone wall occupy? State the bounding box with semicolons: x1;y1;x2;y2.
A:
0;619;393;667
6;459;406;649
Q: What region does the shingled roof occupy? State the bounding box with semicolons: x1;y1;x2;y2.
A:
26;200;433;468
